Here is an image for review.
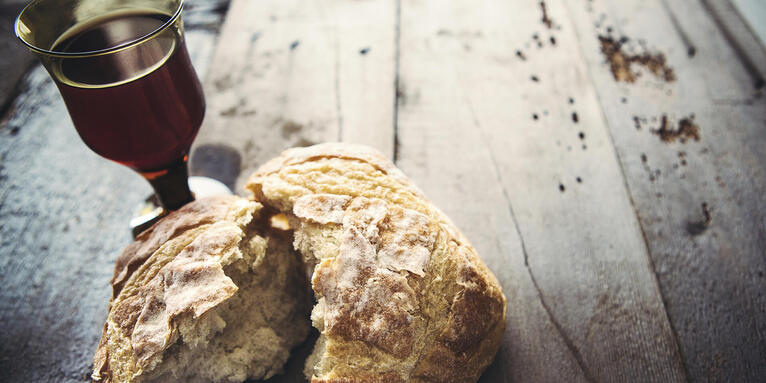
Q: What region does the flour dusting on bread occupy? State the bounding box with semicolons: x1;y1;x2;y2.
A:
247;143;506;383
92;196;311;383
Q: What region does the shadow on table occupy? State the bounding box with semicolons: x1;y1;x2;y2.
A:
191;143;242;192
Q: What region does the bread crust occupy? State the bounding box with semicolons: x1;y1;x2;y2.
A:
247;143;506;383
110;195;256;300
92;196;310;383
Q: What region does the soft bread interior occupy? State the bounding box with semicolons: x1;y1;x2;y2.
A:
247;145;507;383
141;227;310;382
94;199;311;383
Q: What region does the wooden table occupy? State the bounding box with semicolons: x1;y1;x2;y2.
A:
1;0;764;381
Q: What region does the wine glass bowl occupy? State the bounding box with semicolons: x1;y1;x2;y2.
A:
16;0;211;216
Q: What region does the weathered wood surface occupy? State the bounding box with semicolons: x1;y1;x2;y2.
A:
732;0;766;46
191;0;396;192
2;0;766;382
566;0;766;381
0;0;35;113
0;1;229;382
396;0;686;381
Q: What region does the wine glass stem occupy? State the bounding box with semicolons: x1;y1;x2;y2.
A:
146;159;194;211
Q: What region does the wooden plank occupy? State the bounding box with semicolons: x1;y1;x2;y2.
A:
191;0;396;194
564;0;766;380
396;0;687;381
331;0;396;157
0;1;229;381
394;5;588;380
0;0;36;116
700;0;766;89
732;0;766;47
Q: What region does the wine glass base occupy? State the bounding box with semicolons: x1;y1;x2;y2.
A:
130;176;233;237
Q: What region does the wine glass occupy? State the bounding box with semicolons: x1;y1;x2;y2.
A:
15;0;228;235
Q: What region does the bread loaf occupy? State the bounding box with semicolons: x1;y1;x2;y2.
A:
247;143;506;383
91;195;311;382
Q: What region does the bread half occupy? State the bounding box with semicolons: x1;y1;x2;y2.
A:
92;195;311;382
247;143;506;383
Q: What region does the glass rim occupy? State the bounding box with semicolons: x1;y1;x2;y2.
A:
14;0;185;58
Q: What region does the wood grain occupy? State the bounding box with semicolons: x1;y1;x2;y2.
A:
732;0;766;47
191;0;396;194
0;1;229;381
2;0;766;381
395;0;687;381
565;0;766;380
701;0;766;88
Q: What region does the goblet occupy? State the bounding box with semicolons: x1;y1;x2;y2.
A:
15;0;228;235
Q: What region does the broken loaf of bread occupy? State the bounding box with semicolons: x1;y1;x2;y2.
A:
92;195;311;382
247;143;506;382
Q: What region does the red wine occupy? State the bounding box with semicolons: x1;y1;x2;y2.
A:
50;11;205;173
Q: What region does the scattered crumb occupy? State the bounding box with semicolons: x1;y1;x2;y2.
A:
686;202;712;236
677;116;700;142
621;97;627;104
576;177;582;183
540;1;554;29
598;35;675;83
533;113;539;120
578;132;585;140
653;114;700;143
531;75;540;82
572;112;579;123
290;40;300;50
569;97;575;104
633;116;641;130
359;47;370;55
703;202;712;224
715;176;726;189
516;50;527;60
582;144;587;150
550;36;557;46
559;183;566;192
640;153;647;163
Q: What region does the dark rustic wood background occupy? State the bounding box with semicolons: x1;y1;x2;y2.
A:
1;0;765;382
